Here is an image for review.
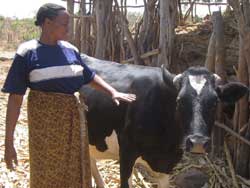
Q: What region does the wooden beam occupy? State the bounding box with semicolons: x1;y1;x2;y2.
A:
71;14;94;19
121;49;160;64
62;0;81;3
181;2;227;6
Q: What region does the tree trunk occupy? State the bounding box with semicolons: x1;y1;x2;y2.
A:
157;0;177;68
214;11;226;157
80;0;91;54
208;0;211;16
94;0;112;59
177;0;183;25
214;11;226;82
138;0;158;54
75;18;81;50
205;11;226;156
67;0;75;43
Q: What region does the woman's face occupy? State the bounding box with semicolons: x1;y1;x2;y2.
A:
45;10;70;41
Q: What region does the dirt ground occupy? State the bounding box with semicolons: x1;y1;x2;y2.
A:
0;58;31;188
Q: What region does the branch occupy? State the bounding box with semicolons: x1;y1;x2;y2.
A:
215;121;250;147
224;140;240;188
121;49;160;64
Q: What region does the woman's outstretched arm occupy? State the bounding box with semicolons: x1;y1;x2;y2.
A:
89;74;136;105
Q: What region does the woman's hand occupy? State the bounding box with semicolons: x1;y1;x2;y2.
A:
4;140;18;170
90;75;136;105
112;91;136;105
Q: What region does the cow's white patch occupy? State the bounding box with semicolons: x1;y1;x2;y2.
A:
89;130;119;160
188;75;207;95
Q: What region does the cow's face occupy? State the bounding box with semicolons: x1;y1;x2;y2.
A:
162;66;248;154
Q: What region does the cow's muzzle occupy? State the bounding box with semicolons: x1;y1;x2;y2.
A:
186;134;210;154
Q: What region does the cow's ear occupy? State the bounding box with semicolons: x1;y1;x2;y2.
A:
216;82;249;103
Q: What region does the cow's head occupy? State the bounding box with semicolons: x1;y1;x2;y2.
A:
162;66;248;154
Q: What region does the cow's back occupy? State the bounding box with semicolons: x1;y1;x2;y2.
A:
79;55;164;152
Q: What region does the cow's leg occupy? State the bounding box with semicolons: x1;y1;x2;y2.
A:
119;148;137;188
90;157;108;188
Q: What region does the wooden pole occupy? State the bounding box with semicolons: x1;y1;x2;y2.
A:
67;0;75;43
157;0;176;68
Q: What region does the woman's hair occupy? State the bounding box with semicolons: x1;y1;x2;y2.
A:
35;3;66;26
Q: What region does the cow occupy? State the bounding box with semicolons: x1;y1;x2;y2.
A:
79;54;248;188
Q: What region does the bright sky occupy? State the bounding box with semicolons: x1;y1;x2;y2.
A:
0;0;65;18
0;0;226;19
0;0;144;19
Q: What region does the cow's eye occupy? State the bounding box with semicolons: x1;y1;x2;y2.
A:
208;99;218;108
212;101;217;107
176;97;184;107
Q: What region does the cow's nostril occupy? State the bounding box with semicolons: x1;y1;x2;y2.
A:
186;137;193;151
186;135;210;154
203;140;210;151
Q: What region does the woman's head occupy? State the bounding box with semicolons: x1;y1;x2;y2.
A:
35;3;69;42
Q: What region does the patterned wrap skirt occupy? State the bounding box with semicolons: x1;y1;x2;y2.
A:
27;90;83;188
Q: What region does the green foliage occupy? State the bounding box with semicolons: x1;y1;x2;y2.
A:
10;18;40;41
0;17;40;49
0;15;4;21
0;17;3;29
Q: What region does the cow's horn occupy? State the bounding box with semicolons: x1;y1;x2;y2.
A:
161;65;175;86
173;74;183;89
213;74;221;84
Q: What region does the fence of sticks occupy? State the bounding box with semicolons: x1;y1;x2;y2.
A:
64;0;250;186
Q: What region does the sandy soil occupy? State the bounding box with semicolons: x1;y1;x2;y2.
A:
0;59;30;188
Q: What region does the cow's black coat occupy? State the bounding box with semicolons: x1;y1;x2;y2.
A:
80;55;248;188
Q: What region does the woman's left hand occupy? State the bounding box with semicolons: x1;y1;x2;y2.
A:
112;91;136;105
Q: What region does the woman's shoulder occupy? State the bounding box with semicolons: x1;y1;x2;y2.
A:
58;40;79;53
16;39;39;57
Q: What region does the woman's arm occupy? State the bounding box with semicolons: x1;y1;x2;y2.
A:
5;94;24;169
89;74;136;105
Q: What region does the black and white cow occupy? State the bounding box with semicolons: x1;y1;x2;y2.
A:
79;55;248;188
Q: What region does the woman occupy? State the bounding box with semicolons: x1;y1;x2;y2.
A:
2;3;136;188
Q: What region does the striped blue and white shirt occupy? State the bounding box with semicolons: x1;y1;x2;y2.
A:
1;40;95;95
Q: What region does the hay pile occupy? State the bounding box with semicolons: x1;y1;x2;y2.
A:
168;151;250;188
